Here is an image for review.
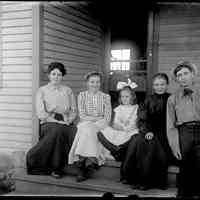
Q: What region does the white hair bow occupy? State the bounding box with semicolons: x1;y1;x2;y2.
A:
117;78;138;90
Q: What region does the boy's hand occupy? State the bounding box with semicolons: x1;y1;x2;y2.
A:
145;132;154;140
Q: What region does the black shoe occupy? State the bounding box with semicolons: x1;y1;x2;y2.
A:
76;174;87;182
85;163;97;179
131;184;141;189
51;171;62;179
120;179;129;184
138;185;151;190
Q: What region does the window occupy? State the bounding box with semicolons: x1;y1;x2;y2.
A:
110;49;130;71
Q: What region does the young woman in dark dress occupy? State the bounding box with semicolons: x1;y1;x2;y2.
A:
26;62;77;178
121;73;173;190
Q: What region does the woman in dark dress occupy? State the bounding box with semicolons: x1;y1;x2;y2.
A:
26;62;77;178
121;73;173;190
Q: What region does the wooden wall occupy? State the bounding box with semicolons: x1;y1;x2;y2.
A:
156;3;200;92
0;1;33;154
41;2;106;95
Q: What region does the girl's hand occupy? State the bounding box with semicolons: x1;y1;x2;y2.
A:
145;132;154;140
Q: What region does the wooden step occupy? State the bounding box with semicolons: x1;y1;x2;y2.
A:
64;159;179;187
11;168;177;197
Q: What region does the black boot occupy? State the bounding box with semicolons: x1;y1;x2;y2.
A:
76;160;87;182
97;132;119;154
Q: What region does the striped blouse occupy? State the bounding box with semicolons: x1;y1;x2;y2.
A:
78;90;112;123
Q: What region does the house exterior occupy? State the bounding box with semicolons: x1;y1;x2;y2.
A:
0;1;200;156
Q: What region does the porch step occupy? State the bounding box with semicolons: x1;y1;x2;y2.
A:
11;168;177;197
64;160;179;187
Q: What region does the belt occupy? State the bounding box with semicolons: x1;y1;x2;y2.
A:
181;121;200;127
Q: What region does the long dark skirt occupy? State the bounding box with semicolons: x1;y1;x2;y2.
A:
26;122;77;175
121;134;168;188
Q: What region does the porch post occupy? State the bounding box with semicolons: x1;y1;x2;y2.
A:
146;6;159;95
32;3;43;146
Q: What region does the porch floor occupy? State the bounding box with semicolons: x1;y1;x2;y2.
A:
8;168;177;197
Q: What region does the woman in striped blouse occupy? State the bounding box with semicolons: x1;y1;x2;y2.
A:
68;71;112;182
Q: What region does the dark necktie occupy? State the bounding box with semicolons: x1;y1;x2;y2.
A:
183;88;193;97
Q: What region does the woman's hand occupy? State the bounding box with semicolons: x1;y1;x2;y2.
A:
145;132;154;140
113;123;124;131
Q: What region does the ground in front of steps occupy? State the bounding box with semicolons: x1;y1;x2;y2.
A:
5;168;177;197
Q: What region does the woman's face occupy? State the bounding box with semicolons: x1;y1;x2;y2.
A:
120;89;132;105
87;75;101;93
48;68;63;85
153;78;168;94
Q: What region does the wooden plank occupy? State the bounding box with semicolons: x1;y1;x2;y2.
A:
46;4;101;32
0;88;32;95
158;50;200;58
0;110;32;119
44;41;100;57
2;34;32;42
3;49;32;57
159;36;200;44
2;42;32;50
44;19;102;44
2;10;32;19
2;26;32;35
160;16;200;25
1;3;32;12
2;65;32;73
0;141;31;149
1;18;32;27
158;43;200;51
44;50;101;65
0;96;32;104
1;1;24;5
0;118;32;127
43;58;100;70
3;57;32;65
0;103;32;111
0;134;32;143
44;9;101;37
3;80;32;88
44;32;102;53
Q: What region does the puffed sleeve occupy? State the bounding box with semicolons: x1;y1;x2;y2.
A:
167;95;180;156
103;94;112;123
67;88;77;122
35;88;50;121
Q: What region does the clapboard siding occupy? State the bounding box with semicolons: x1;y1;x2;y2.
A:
156;4;200;93
42;3;105;94
0;2;33;153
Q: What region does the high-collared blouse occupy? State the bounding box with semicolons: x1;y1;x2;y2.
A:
78;90;111;123
167;84;200;153
36;83;77;124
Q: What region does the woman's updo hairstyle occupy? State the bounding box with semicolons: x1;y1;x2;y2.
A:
84;71;103;82
47;62;67;76
152;73;169;84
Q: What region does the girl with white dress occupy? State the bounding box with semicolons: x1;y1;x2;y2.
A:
98;80;139;160
68;71;112;182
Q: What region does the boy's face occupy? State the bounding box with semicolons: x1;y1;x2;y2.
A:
87;76;101;93
176;67;194;88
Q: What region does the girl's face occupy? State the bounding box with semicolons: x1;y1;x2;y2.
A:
153;78;168;94
48;68;63;85
120;90;132;105
87;75;101;93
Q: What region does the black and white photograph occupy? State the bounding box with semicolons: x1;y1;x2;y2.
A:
0;0;200;198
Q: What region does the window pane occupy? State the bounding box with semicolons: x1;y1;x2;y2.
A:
111;50;122;60
122;62;130;70
122;49;130;60
111;62;120;70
